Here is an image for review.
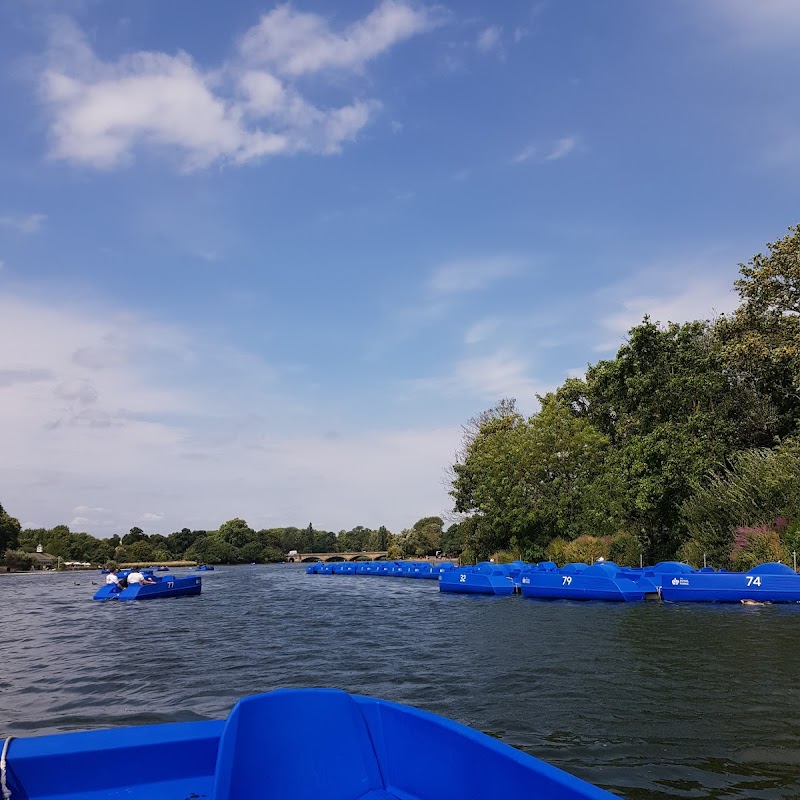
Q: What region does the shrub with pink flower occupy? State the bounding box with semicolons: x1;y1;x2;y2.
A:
730;518;791;571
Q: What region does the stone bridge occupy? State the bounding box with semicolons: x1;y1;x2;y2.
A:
286;551;389;563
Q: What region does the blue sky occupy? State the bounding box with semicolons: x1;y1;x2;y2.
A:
1;0;799;537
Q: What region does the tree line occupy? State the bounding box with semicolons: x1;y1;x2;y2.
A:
0;508;451;568
447;223;800;569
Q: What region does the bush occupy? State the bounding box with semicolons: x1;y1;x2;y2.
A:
676;538;705;569
4;550;34;571
730;522;791;571
490;549;520;564
608;532;642;567
563;535;611;565
544;537;570;566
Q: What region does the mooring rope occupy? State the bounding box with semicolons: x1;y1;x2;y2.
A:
0;736;14;800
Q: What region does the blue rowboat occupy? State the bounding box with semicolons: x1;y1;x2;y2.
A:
520;561;646;602
194;564;215;571
659;562;800;603
439;567;516;595
92;573;201;601
0;688;616;800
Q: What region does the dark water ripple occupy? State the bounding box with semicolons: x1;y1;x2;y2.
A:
3;565;800;799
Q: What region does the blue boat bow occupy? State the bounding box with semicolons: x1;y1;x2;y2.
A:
0;688;618;799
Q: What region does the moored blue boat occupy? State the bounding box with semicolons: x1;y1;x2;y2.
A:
194;564;215;571
659;562;800;603
520;561;647;602
439;566;515;595
93;573;201;601
0;688;616;800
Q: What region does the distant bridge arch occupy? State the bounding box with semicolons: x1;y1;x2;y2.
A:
287;551;389;563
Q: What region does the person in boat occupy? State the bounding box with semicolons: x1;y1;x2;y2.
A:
106;567;127;590
127;567;156;586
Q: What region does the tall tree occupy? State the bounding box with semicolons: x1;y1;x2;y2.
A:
0;502;21;554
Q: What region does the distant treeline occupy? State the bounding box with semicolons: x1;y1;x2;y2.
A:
0;511;452;568
448;223;800;570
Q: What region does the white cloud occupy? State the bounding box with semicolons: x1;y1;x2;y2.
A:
464;319;498;345
0;292;459;535
0;213;47;234
545;135;579;161
476;25;502;54
511;136;580;165
595;266;739;351
428;256;523;294
511;143;536;164
239;1;437;76
405;351;545;413
40;5;434;170
698;0;800;44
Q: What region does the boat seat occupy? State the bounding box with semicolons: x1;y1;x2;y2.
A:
211;689;388;800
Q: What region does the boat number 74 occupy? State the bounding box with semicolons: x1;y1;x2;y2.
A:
746;576;762;586
561;576;573;585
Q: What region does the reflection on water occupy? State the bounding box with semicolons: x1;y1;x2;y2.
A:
2;565;800;799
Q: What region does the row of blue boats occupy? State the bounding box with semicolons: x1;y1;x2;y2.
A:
307;558;800;603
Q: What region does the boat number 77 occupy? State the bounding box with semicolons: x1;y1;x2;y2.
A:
167;581;174;588
561;576;573;585
746;576;762;587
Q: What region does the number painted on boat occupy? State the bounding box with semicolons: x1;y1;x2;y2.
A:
167;581;174;588
562;575;573;585
746;576;762;586
459;574;466;582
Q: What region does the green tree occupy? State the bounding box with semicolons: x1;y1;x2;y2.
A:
127;540;156;563
715;224;800;445
218;518;255;549
122;527;146;546
0;502;21;554
4;549;33;570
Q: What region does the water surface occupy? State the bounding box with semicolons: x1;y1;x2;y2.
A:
3;565;800;799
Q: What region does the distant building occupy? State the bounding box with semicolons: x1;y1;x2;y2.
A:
29;552;54;570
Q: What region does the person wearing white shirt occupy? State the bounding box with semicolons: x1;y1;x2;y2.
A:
106;567;126;589
127;567;156;586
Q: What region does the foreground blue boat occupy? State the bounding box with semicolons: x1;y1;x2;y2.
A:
0;688;617;800
92;572;201;601
659;562;800;603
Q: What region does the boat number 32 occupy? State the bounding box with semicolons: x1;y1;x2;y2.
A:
459;574;466;582
561;576;573;585
746;576;762;586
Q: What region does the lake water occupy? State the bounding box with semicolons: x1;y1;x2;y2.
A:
3;564;800;799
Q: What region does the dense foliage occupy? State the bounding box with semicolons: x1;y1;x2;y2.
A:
450;223;800;568
1;513;446;568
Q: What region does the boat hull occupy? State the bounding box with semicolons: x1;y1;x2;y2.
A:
660;571;800;603
0;689;616;800
93;574;201;601
439;571;515;596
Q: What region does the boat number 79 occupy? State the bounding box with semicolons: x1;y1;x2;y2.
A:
562;576;573;585
746;576;762;586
